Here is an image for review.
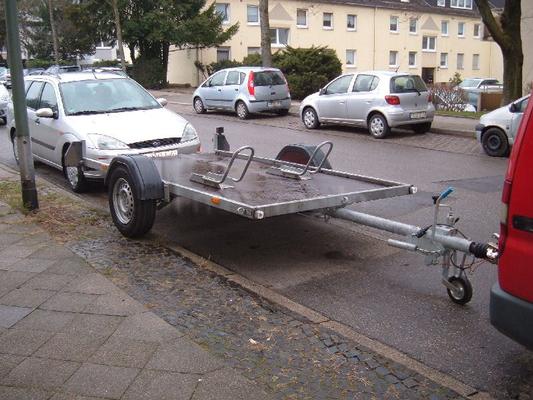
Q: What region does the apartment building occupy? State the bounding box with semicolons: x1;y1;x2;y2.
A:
167;0;504;86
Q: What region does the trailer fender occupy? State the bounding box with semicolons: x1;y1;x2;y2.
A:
105;155;164;201
275;144;333;170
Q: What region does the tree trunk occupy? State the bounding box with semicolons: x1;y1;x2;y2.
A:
502;48;523;103
111;0;126;71
259;0;271;67
474;0;523;103
129;44;135;64
162;42;169;88
47;0;60;64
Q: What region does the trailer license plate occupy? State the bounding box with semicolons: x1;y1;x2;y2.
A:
269;101;281;108
410;112;426;119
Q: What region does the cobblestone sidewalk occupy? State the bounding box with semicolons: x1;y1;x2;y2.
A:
0;166;466;400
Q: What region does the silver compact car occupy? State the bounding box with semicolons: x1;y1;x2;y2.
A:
0;83;9;124
193;67;291;119
299;71;435;138
7;72;200;192
475;94;530;157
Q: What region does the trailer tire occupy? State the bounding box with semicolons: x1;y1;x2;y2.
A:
108;165;156;238
447;276;473;305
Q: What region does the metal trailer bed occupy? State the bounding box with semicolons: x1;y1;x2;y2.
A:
65;129;498;304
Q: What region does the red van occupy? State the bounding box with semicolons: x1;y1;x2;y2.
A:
490;92;533;350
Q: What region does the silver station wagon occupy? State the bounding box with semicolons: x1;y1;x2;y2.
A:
193;67;291;119
299;71;435;138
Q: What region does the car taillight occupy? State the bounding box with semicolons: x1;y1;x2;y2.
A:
248;71;255;96
428;92;433;102
499;178;512;254
385;95;400;105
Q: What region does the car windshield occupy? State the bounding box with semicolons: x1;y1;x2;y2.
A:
254;71;285;86
390;75;427;94
459;79;481;88
60;78;161;116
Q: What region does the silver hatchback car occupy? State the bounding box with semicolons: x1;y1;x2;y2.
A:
299;71;435;138
193;67;291;119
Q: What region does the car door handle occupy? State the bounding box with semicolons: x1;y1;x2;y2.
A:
234;88;239;91
34;118;40;125
339;101;345;105
513;215;533;233
217;88;222;92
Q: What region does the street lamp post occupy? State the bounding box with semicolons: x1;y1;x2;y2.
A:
4;0;39;210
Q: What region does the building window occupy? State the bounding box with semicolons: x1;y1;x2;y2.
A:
441;20;449;35
217;47;230;62
346;50;356;67
451;0;473;9
457;53;464;69
409;18;417;34
389;51;398;67
247;5;259;24
408;51;417;67
422;36;436;51
347;14;357;31
323;13;333;29
390;16;399;32
472;54;480;70
458;22;465;37
215;3;230;23
296;9;308;28
474;23;481;38
437;0;445;6
247;47;260;55
440;52;448;68
270;28;289;46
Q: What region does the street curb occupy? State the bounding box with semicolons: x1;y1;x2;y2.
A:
163;240;491;400
0;161;490;399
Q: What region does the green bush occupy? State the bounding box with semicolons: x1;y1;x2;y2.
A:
91;60;121;67
241;53;262;66
25;59;72;69
276;46;341;99
132;57;166;89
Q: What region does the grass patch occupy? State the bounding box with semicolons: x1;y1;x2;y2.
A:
0;179;109;243
436;110;487;119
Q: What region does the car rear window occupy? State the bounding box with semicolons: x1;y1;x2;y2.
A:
254;71;285;86
390;75;427;93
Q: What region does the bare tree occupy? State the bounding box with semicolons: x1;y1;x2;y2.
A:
110;0;126;71
47;0;60;63
475;0;522;103
259;0;271;67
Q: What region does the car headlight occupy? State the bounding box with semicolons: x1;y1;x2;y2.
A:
87;134;129;150
182;123;198;142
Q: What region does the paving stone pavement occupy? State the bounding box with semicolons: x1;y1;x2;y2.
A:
0;167;467;399
0;201;272;400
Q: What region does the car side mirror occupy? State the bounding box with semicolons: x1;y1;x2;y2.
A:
35;107;55;118
157;98;168;107
319;87;326;95
509;103;518;113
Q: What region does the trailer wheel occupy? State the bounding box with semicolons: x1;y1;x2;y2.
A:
108;165;156;238
446;276;473;305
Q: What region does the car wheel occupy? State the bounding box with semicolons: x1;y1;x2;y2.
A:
1;117;6;125
236;101;249;119
276;109;289;116
193;97;206;114
412;122;432;134
368;113;390;139
62;149;88;193
481;128;510;157
108;165;156;238
302;107;320;129
10;131;19;164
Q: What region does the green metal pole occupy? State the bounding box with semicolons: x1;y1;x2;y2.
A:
4;0;39;210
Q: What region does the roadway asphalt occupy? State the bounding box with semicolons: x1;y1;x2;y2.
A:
0;105;531;399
